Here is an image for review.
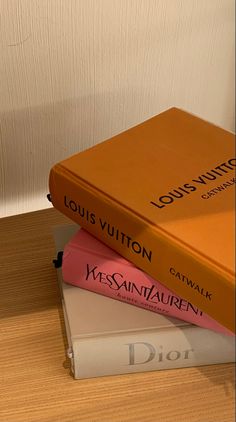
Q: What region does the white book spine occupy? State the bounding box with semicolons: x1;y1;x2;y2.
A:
69;327;235;379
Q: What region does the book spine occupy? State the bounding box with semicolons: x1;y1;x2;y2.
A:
49;167;235;333
62;233;232;336
70;326;235;379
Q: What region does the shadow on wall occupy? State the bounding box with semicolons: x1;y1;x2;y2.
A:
0;97;97;208
0;91;168;217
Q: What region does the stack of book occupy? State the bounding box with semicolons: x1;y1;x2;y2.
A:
50;108;235;379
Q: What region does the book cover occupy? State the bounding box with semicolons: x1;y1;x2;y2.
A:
54;225;235;379
49;107;235;332
62;226;233;336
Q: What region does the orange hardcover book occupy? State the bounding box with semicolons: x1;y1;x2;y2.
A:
49;108;235;332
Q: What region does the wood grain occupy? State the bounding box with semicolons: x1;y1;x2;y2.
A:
0;208;235;422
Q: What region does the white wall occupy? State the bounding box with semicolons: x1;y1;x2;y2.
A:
0;0;235;217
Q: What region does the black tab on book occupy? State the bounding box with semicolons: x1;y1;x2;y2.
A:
47;193;52;202
53;251;63;268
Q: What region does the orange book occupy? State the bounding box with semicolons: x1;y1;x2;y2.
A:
49;108;235;332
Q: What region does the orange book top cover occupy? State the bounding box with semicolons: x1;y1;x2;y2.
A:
49;108;235;332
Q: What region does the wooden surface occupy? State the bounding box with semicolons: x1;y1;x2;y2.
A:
0;208;235;422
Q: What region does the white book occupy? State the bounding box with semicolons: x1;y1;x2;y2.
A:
54;225;235;379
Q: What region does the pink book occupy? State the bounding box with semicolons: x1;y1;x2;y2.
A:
62;228;233;336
